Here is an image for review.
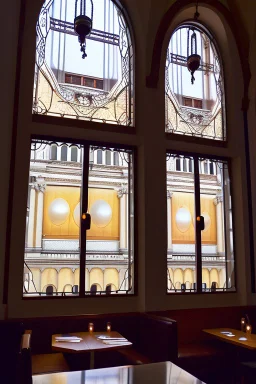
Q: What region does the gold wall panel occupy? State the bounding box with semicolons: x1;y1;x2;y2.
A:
171;192;217;244
43;186;119;240
88;188;119;240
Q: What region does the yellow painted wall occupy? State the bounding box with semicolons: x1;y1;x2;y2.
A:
43;186;119;240
171;192;217;244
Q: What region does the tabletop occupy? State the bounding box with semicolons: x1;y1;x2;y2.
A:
52;331;132;353
32;361;205;384
203;328;256;350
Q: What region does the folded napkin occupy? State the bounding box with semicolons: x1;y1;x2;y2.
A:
97;336;127;341
102;340;132;345
55;336;82;342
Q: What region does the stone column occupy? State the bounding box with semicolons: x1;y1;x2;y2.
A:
35;180;46;248
167;190;173;252
118;187;127;250
27;185;36;247
214;194;224;254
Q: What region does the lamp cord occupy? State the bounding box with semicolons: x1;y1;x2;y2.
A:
194;0;200;19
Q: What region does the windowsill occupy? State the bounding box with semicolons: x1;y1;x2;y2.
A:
165;132;228;148
22;293;137;300
166;290;236;296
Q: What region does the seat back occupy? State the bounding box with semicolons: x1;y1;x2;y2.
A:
18;331;32;384
0;321;24;383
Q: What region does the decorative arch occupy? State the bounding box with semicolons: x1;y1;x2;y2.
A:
146;0;250;106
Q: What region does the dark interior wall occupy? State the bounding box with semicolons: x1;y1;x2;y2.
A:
1;0;256;318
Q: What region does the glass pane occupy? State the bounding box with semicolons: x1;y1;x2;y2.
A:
33;0;134;126
23;140;83;297
165;25;225;140
167;154;196;293
85;146;134;295
61;145;67;161
199;158;235;292
71;147;78;162
106;150;111;165
50;145;57;160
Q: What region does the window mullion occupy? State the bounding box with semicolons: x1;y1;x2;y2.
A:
194;156;202;293
79;144;90;297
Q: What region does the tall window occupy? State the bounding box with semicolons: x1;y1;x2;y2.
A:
165;24;225;140
23;139;134;297
33;0;134;125
167;153;235;293
71;146;78;162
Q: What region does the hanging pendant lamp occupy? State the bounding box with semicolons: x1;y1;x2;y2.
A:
186;1;201;84
187;28;201;85
74;0;93;59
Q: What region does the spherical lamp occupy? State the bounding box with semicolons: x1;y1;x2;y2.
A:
90;199;112;228
48;198;70;225
175;207;191;233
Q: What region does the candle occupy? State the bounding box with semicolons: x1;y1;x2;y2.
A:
246;325;252;334
88;322;94;332
241;317;246;332
106;322;111;332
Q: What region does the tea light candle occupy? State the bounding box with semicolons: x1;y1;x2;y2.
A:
88;322;94;332
106;322;111;332
241;317;246;332
246;324;252;334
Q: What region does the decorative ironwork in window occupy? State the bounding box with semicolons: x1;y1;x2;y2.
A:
165;24;225;140
23;139;135;297
33;0;134;126
166;153;235;293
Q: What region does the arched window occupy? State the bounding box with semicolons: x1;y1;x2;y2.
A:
176;158;181;171
106;284;112;295
114;152;119;166
50;144;57;160
71;146;78;162
105;150;111;165
97;149;102;164
183;158;187;172
165;23;225;141
61;145;68;161
209;161;214;175
33;0;134;126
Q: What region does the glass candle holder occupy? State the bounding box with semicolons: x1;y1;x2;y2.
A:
241;318;246;332
246;325;252;335
106;322;111;332
88;322;94;332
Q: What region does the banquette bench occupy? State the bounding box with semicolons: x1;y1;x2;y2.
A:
1;312;178;381
150;306;256;382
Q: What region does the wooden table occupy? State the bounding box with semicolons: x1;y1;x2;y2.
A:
203;328;256;350
32;361;206;383
52;331;132;368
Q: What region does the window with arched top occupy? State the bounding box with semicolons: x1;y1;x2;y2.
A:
97;149;102;164
50;144;57;160
165;23;225;141
105;150;111;165
33;0;134;126
71;146;78;162
113;151;119;166
61;145;68;161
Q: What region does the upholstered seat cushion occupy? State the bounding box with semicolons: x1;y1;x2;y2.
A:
178;342;225;359
117;348;152;365
32;353;69;375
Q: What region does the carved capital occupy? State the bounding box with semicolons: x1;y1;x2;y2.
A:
35;183;46;193
117;187;127;198
214;193;223;205
167;190;173;199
